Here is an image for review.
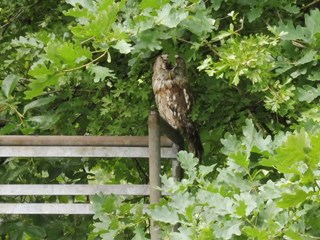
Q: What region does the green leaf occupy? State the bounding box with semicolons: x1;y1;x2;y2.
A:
65;0;94;10
229;152;249;168
309;134;320;168
260;130;311;175
243;226;269;239
307;71;320;81
297;85;320;103
156;4;188;28
169;192;195;215
170;226;192;240
283;4;300;14
276;9;320;43
28;115;60;130
25;225;46;239
26;64;59;99
284;228;304;240
214;220;242;239
0;123;17;134
247;7;263;22
258;180;282;199
235;200;246;217
304;9;320;39
276;21;306;41
294;50;317;66
212;0;222;10
199;164;215;178
45;41;92;67
177;151;198;175
277;189;311;208
23;96;56;113
113;40;133;54
132;226;148;240
2;74;19;98
182;10;213;36
234;192;257;216
221;133;241;155
100;195;118;213
140;0;169;9
150;205;179;224
87;65;116;83
135;30;162;51
65;0;125;40
242;119;272;154
101;230;118;240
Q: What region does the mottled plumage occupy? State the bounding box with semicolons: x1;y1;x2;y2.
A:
152;54;203;159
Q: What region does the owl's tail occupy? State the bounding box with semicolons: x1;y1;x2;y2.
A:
183;122;203;161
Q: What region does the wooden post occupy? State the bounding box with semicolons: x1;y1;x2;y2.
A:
172;144;182;181
148;111;161;240
171;143;182;233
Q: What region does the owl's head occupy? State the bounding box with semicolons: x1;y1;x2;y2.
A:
155;54;186;74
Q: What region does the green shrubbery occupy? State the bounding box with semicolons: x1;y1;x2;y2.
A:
1;0;320;238
92;121;320;239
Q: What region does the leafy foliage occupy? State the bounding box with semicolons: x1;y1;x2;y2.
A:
92;124;320;239
1;0;320;238
89;195;147;240
147;123;320;239
198;35;277;87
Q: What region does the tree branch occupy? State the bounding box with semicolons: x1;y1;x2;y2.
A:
63;51;108;72
301;0;320;10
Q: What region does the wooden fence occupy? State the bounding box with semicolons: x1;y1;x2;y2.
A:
0;111;181;239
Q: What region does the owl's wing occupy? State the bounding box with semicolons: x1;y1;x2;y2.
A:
160;83;203;159
155;82;193;130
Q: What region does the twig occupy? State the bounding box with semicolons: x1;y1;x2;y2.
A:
210;15;244;43
63;51;107;72
134;159;149;184
203;40;220;56
0;9;23;29
234;15;245;34
301;0;320;10
1;1;39;37
1;0;38;29
0;9;24;36
179;15;244;58
0;102;24;125
247;109;265;134
315;180;320;191
178;37;193;45
276;10;282;23
80;37;95;45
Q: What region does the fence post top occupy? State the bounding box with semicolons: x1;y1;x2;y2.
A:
148;111;159;126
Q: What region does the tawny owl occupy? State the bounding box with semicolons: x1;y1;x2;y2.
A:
152;54;203;160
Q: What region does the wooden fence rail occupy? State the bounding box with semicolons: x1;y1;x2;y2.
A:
0;135;176;158
0;184;151;196
0;111;181;240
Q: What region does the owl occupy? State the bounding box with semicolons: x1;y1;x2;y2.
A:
152;54;203;160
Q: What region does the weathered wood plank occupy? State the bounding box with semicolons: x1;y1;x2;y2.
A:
0;203;94;214
149;112;162;240
0;135;173;147
0;184;150;196
0;146;177;158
